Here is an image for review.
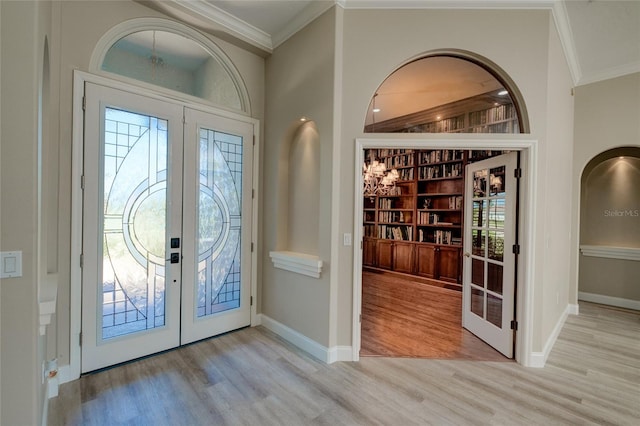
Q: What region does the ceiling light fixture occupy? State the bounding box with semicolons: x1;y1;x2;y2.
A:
299;116;308;122
498;90;508;96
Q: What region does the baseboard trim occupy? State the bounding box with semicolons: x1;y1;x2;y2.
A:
578;292;640;311
258;314;352;363
568;303;579;315
528;303;571;368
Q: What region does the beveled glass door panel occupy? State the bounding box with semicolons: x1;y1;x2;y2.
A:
463;152;517;358
181;108;253;344
82;83;183;373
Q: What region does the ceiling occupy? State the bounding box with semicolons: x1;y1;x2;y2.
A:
155;0;640;87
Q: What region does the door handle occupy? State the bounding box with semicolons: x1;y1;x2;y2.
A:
464;252;471;257
170;253;180;264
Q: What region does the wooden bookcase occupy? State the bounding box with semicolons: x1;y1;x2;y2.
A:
363;148;465;287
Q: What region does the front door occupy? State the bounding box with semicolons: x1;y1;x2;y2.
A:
463;152;518;358
81;83;253;372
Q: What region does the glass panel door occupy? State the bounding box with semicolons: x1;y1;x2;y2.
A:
81;85;254;372
463;152;518;358
180;108;253;344
82;83;183;373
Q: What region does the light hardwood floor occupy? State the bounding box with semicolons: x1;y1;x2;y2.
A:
49;302;640;425
361;270;508;360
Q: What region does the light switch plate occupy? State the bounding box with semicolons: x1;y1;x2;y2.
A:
1;251;23;278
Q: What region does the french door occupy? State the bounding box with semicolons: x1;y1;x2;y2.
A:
81;83;253;373
463;152;518;358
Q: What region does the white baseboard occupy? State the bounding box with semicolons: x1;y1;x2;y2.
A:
528;303;571;368
258;314;352;363
568;303;579;315
578;292;640;311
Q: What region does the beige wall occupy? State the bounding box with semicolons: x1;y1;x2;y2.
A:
336;8;574;353
570;72;640;305
51;0;265;368
263;8;336;345
538;15;575;345
1;1;52;423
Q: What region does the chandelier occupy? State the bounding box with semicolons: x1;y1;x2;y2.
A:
363;160;399;198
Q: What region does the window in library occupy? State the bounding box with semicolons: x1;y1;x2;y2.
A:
364;55;522;134
102;30;242;110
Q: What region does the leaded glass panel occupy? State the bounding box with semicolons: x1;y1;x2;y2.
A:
197;128;243;317
102;107;168;339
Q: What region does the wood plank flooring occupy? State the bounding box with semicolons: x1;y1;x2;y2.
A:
49;302;640;426
361;270;508;360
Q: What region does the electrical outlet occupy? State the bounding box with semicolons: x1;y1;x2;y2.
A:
343;233;352;246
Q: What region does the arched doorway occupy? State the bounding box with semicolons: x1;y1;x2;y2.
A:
70;18;260;374
358;52;528;360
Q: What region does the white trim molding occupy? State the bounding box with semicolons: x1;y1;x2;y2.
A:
578;292;640;311
269;251;323;278
529;303;573;368
579;245;640;262
259;314;352;363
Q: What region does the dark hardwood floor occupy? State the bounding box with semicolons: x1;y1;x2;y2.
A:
361;269;509;361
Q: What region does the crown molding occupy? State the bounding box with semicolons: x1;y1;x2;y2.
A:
340;0;556;10
550;0;581;86
577;60;640;87
272;0;336;49
175;0;273;52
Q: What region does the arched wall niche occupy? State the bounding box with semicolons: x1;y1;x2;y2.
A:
89;18;251;115
269;119;323;278
274;120;321;255
364;49;529;134
578;146;640;309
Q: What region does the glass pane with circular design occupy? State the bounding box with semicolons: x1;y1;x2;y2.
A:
102;107;168;339
488;230;504;262
490;166;506;196
487;294;503;327
197;129;243;317
472;200;487;227
472;229;485;257
471;288;484;318
472;258;484;287
487;262;503;295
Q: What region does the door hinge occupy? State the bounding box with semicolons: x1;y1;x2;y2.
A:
359;314;362;323
250;296;253;306
512;244;520;255
80;254;84;268
79;332;83;346
82;96;86;111
514;168;522;179
251;242;254;252
253;135;255;146
81;175;85;190
510;320;518;330
252;189;255;199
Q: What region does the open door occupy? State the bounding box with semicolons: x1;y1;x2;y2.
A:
463;152;518;358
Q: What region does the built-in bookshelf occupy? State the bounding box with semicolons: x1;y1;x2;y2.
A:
363;90;519;135
363;147;511;287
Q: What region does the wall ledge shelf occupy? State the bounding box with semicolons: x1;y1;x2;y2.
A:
39;273;59;336
269;251;323;278
579;245;640;262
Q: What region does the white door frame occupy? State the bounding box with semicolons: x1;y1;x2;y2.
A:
67;70;260;381
352;136;538;367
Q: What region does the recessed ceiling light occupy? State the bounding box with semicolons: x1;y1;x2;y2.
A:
373;108;381;113
299;116;307;122
498;90;508;96
436;116;442;120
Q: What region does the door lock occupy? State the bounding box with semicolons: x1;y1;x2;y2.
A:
170;252;180;264
170;238;180;249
